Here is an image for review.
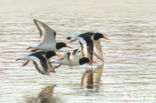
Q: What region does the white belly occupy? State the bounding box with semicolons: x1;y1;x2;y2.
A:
39;43;56;51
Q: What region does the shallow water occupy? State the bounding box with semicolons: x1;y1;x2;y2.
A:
0;0;156;103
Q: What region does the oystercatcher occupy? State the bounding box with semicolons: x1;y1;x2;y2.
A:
27;19;73;52
67;32;110;62
52;49;97;68
16;51;61;75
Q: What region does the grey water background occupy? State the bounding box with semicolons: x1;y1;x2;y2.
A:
0;0;156;103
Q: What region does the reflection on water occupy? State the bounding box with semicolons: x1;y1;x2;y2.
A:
0;4;156;102
27;84;59;103
81;64;104;89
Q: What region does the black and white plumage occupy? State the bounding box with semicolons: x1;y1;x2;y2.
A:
67;32;110;62
27;19;73;52
52;49;97;67
16;51;57;75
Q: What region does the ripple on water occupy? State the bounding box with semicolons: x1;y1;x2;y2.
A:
0;12;156;103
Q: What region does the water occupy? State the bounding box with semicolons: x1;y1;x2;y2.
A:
0;0;156;103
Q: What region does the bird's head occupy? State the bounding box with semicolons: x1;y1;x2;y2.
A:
94;33;110;40
79;57;98;65
56;42;73;50
46;51;62;58
46;51;56;59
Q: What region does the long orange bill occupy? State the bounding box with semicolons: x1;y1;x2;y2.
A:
89;60;98;64
56;54;62;58
22;60;30;66
103;36;111;40
69;39;77;43
66;45;74;49
54;64;62;69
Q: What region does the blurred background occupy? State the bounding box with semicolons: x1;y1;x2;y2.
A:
0;0;156;16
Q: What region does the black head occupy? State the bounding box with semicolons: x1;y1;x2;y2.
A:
93;33;103;40
79;57;90;65
56;42;66;50
46;51;56;59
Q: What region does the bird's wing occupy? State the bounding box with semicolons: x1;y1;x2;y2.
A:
69;49;80;60
38;56;49;75
34;19;56;45
72;49;79;55
47;59;55;73
79;41;85;57
76;49;82;57
30;51;46;57
62;52;70;60
87;40;94;61
78;36;94;61
93;40;104;61
54;52;70;65
33;61;45;75
93;64;104;83
31;55;49;75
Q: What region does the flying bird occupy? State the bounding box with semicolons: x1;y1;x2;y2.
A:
67;32;110;62
27;19;73;52
16;51;61;75
52;49;97;68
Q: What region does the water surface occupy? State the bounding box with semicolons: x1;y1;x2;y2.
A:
0;0;156;103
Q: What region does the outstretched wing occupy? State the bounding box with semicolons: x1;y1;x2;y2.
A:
77;35;94;61
34;19;56;47
31;55;49;75
79;41;84;57
94;40;104;62
33;61;45;75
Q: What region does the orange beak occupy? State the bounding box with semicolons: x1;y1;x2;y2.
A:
66;45;74;49
89;60;98;64
103;36;111;40
22;60;30;66
56;54;62;58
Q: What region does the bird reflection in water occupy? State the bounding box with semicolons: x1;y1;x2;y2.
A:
81;63;104;89
27;84;60;103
